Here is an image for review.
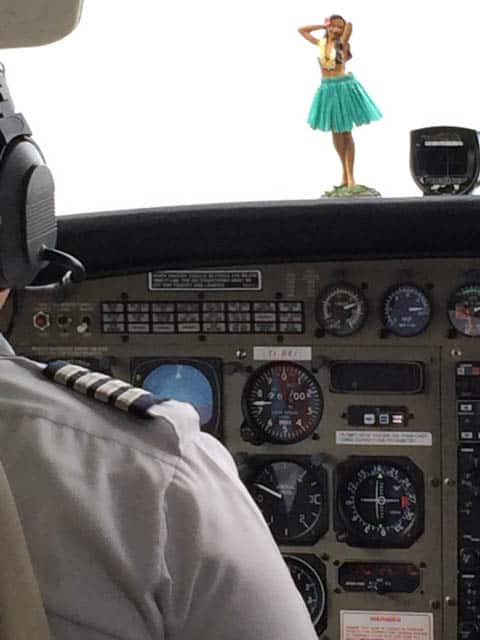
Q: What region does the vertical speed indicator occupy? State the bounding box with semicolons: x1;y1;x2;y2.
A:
284;554;327;632
242;362;323;444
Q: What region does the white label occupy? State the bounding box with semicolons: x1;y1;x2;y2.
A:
340;611;434;640
149;270;262;290
336;431;433;446
253;346;312;361
31;345;109;356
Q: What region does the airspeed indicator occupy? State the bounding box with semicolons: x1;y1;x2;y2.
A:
242;362;323;444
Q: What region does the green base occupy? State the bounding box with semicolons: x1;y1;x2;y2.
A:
322;184;382;198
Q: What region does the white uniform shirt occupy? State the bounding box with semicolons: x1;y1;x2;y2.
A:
0;336;318;640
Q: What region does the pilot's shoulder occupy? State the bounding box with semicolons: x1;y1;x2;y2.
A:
43;360;168;420
39;359;201;456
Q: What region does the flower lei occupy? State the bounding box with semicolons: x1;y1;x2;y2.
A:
318;37;336;70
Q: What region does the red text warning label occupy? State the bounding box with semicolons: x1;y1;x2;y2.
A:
340;611;434;640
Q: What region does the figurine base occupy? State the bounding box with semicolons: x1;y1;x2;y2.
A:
322;184;381;198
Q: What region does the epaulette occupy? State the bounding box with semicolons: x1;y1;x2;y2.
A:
43;360;167;419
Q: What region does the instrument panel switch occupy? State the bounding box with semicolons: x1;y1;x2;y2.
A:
32;311;50;331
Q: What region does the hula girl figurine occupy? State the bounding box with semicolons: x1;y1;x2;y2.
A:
298;15;382;196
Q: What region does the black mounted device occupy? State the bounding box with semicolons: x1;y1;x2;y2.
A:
410;126;480;196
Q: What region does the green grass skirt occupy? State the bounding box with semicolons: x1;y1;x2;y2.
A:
307;73;382;133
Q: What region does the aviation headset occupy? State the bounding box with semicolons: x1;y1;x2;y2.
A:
0;63;84;290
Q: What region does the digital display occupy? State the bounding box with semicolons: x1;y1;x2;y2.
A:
330;362;424;394
420;146;468;179
131;358;222;438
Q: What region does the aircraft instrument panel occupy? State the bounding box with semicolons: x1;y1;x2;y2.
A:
7;256;480;640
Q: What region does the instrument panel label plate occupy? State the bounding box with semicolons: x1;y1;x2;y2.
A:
253;346;312;361
149;270;262;290
340;611;433;640
336;431;432;446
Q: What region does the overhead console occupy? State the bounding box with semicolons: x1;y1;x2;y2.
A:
7;249;480;640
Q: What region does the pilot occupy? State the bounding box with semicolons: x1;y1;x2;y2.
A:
0;284;317;639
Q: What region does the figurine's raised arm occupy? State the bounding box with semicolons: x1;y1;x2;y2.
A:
341;21;353;58
298;24;327;46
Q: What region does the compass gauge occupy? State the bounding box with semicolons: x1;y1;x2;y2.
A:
335;457;424;547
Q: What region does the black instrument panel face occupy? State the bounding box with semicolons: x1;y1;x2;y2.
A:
9;257;480;640
242;361;323;444
334;456;424;548
242;456;329;545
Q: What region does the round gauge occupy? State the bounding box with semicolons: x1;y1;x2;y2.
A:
382;284;432;337
242;362;323;444
316;282;368;336
247;460;328;544
283;555;326;627
448;283;480;337
336;459;424;547
143;363;214;424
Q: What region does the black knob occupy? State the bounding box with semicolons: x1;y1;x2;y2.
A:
240;422;265;446
460;548;480;571
459;621;480;640
463;470;480;497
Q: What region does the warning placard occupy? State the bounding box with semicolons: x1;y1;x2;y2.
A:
336;431;433;447
340;611;434;640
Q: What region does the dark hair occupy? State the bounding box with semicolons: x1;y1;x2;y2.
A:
327;14;352;61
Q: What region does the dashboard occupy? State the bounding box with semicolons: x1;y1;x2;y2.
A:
5;196;480;640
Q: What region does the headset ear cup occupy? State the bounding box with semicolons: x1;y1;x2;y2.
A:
0;139;56;289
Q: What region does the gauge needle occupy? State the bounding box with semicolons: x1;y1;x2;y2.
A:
408;307;423;311
253;483;283;499
252;401;272;406
344;303;357;309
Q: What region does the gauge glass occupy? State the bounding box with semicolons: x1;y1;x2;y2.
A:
242;362;323;444
448;284;480;337
284;555;326;626
248;460;328;543
316;283;368;336
143;364;213;424
382;284;431;337
337;462;420;543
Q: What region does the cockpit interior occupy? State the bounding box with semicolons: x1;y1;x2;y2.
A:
1;3;480;640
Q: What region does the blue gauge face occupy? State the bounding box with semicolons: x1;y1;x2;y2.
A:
383;284;431;337
143;364;213;425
